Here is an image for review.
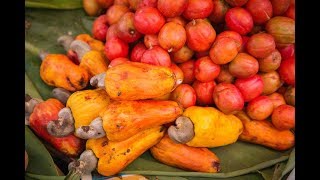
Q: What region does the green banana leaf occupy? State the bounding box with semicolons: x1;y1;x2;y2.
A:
25;7;295;180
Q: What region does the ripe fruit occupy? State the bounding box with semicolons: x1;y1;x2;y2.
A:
157;0;188;18
246;33;276;58
105;5;130;25
209;0;230;24
172;45;194;64
229;53;259;78
170;84;196;109
192;80;216;106
225;7;253;35
117;12;142;43
134;7;165;34
130;42;147;62
104;37;129;60
234;74;264;102
268;92;286;109
271;104;295;130
194;56;221;83
182;0;214;20
178;60;196;84
216;31;243;51
158;22;187;53
265;16;295;47
260;71;282;95
216;64;235;84
258;49;282;73
245;0;273;25
92;15;108;42
209;37;238;65
284;86;295;106
278;57;295;86
247;96;274;120
140;46;171;67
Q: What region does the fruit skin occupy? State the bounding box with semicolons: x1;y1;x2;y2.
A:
182;0;214;20
225;0;248;7
80;50;109;78
87;126;165;176
246;96;274;120
170;84;196;109
215;31;243;51
134;7;165;35
40;54;89;91
278;44;295;60
235;111;295;151
140;46;171;67
194;56;221;83
75;34;105;53
157;0;188;18
209;0;230;24
105;24;119;42
92;15;109;42
270;0;290;16
185;19;216;52
246;33;276;58
104;37;129;61
96;0;114;8
105;62;176;100
225;7;253;35
102;100;182;141
272;104;295;130
265;16;295;47
105;5;130;25
258;49;282;73
108;57;129;67
66;88;111;129
284;86;295;106
213;83;244;114
158;22;187;53
130;42;147;62
268;92;286;109
216;64;235;84
234;74;264;102
172;45;194;64
278;57;295;86
285;1;295;20
144;34;160;49
192;80;216;106
229;53;259;79
169;63;184;86
178;60;196;84
183;106;243;147
29;99;85;157
260;71;282;95
245;0;273;25
117;12;142;43
209;37;238;65
150;134;221;173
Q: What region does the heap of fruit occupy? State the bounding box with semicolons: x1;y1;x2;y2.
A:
25;0;295;178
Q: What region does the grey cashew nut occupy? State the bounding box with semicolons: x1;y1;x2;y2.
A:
39;50;48;61
168;116;195;144
47;107;75;137
25;94;43;125
70;40;91;61
57;35;74;51
75;117;105;139
68;150;97;179
90;73;106;89
52;88;71;105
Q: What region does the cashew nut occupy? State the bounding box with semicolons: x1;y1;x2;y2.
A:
90;73;106;89
25;94;43;125
52;88;71;105
70;40;91;61
57;35;74;51
168;116;195;144
47;107;75;137
75;117;106;139
68;150;97;179
39;50;48;61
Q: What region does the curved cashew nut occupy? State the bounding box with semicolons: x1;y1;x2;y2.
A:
47;107;75;137
52;88;71;105
75;117;106;139
168;116;195;144
68;150;97;178
57;35;74;51
70;40;91;61
90;73;106;89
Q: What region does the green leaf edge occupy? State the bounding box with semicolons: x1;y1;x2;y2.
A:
280;148;295;179
25;0;82;10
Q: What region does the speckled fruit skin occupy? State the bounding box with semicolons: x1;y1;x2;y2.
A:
213;83;244;114
157;0;188;18
258;49;282;73
172;45;194;64
209;37;238;65
209;0;230;24
278;57;295;86
260;71;283;95
185;19;216;52
229;53;259;78
194;56;220;83
192;80;216;106
106;5;130;25
134;7;165;35
246;33;276;58
216;31;243;51
225;7;253;35
158;22;187;53
117;12;142;43
265;16;295;47
245;0;273;25
130;42;147;62
178;59;196;84
268;92;286;109
104;37;129;61
234;74;264;102
246;96;274;121
170;84;196;109
183;0;214;20
271;104;295;130
270;0;290;16
140;46;171;67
